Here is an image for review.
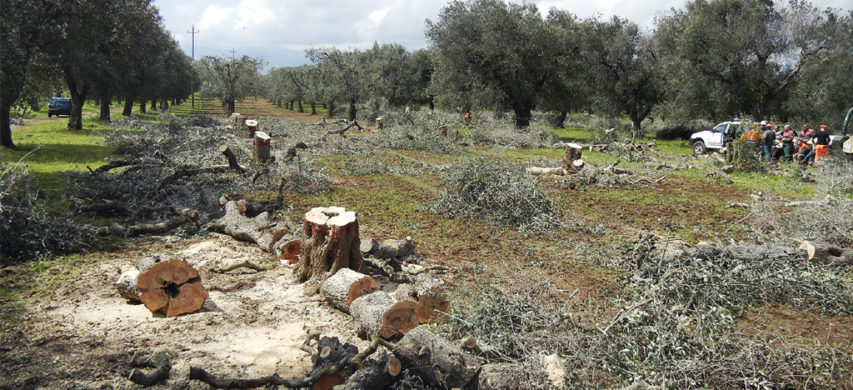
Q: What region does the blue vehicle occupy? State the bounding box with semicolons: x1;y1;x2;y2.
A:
48;97;71;117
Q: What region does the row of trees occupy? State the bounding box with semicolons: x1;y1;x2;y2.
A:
1;0;193;148
254;0;850;130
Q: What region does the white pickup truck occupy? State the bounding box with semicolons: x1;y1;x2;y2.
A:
689;121;742;155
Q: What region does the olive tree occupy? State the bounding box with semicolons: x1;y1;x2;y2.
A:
198;55;264;115
426;0;564;127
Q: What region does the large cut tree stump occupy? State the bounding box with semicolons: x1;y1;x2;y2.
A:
350;291;418;340
296;207;363;283
137;259;208;317
320;268;377;313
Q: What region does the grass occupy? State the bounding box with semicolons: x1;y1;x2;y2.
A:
1;116;122;194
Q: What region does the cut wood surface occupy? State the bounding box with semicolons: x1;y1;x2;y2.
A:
393;327;480;389
296;207;363;283
526;167;564;176
350;291;418;340
115;267;142;302
799;241;853;266
136;259;208;317
253;131;271;162
320;268;377;313
415;290;449;324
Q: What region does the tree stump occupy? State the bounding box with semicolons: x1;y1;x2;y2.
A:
296;207;363;283
350;291;418;340
253;131;270;162
320;268;377;313
244;119;258;138
562;143;583;172
374;237;415;259
137;259;208;317
799;241;853;266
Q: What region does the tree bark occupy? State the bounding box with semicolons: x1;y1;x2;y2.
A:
310;101;317;115
297;100;304;113
393;327;480;389
65;69;87;130
327;102;336;119
253;131;271;162
320;268;377;313
347;102;357;122
99;95;111;122
208;200;290;252
296;207;363;283
218;145;245;173
513;105;532;128
350;291;418;340
0;102;13;148
139;99;147;113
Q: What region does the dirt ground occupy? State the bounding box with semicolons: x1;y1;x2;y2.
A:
0;234;376;389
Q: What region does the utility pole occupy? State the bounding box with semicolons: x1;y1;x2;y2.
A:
230;48;236;60
188;25;199;108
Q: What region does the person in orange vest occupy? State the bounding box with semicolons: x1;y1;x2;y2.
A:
740;124;761;141
794;138;814;164
800;124;814;140
781;125;796;162
463;112;471;123
813;124;831;162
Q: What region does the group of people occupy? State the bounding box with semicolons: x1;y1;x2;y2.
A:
739;121;832;164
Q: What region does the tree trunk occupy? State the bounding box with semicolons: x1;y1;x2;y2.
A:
310;101;317;115
150;99;156;111
139;99;147;113
347;102;357;122
320;268;377;313
253;131;271;162
513;105;532;128
630;112;643;132
225;98;235;115
99;97;111;122
327;102;335;118
65;70;86;130
0;102;13;148
350;291;418;340
562;143;584;173
122;96;134;116
137;259;208;317
552;109;567;128
297;100;304;113
160;99;168;112
296;206;363;283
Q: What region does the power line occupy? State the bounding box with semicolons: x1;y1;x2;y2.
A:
187;25;199;108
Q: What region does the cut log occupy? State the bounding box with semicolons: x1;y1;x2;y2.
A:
253;131;271;162
412;273;444;297
320;268;377;313
798;241;853;266
569;159;585;172
136;259;208;317
393;327;480;389
311;336;357;390
415;289;449;324
115;267;142;302
296;207;363;283
208;200;289;253
96;210;199;236
360;238;378;255
525;167;564;176
219;145;245;173
277;239;302;261
561;143;583;172
324;349;393;390
350;291;418;340
374;237;415;259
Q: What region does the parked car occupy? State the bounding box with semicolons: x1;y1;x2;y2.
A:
48;97;71;117
689;121;742;155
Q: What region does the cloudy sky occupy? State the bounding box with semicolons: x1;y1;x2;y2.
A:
153;0;851;69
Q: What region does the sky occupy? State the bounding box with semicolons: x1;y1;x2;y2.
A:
153;0;852;70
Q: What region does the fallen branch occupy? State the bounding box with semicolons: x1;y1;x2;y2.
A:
326;120;363;138
189;336;386;389
213;260;266;273
96;210;199;236
284;142;309;162
219;145;245;173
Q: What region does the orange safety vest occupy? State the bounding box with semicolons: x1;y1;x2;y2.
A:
740;129;760;141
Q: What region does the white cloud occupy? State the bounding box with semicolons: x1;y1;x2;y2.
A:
154;0;851;68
